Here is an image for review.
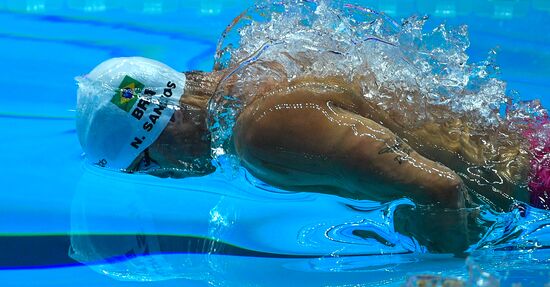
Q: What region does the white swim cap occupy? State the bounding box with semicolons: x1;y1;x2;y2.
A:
76;57;186;170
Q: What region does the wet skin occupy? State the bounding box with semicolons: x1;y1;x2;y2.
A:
233;77;465;209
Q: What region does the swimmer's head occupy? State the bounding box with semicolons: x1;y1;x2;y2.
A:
76;57;186;171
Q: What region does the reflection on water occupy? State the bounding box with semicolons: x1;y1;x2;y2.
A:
67;164;550;285
69;166;420;268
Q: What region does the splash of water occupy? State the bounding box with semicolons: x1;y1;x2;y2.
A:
210;0;544;149
208;0;550;209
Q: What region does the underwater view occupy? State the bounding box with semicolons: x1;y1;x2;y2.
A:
1;0;550;286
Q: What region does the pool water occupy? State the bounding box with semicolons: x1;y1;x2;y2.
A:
0;0;549;286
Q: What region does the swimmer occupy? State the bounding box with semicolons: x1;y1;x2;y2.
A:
76;56;549;254
74;2;550;259
77;58;464;208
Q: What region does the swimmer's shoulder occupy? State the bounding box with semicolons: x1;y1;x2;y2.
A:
248;75;365;109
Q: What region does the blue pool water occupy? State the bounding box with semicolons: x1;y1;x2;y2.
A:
0;0;549;286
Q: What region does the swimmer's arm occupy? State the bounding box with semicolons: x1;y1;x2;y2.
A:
234;87;466;209
350;78;531;205
331;107;466;208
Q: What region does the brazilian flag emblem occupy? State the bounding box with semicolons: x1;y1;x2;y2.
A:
111;75;144;112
